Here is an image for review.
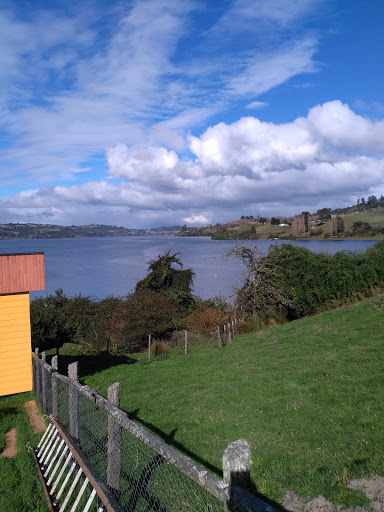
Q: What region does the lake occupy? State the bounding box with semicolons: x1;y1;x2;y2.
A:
0;236;378;301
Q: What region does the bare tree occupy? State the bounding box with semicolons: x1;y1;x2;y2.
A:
291;215;306;237
329;216;337;237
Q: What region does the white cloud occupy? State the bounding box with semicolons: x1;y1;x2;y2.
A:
227;38;318;97
306;100;384;155
2;101;383;227
246;101;269;109
0;0;325;191
184;214;211;225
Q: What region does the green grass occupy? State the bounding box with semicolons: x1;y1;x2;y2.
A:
57;295;383;509
213;210;384;240
0;392;48;512
342;210;384;231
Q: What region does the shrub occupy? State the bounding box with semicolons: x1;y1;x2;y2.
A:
151;341;170;360
230;241;384;323
186;307;230;336
114;292;179;352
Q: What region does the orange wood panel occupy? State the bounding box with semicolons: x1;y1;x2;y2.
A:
0;253;45;294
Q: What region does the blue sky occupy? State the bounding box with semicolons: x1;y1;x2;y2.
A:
0;0;383;228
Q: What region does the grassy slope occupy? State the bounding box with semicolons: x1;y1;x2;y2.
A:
216;210;384;240
0;392;48;512
79;296;384;508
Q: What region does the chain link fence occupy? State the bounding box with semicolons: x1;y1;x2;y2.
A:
32;351;276;512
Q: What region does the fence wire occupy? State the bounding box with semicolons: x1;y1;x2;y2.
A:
32;356;225;512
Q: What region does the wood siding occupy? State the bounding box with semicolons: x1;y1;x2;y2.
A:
0;293;33;396
0;253;45;294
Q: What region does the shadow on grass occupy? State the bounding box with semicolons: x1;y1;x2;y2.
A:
0;407;19;419
45;352;136;379
127;408;289;512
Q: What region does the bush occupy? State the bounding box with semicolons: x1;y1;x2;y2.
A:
310;228;323;236
114;292;179;352
186;307;230;336
231;241;384;323
151;341;170;360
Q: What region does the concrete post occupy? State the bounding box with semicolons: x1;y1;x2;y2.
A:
33;348;39;394
41;352;47;412
107;382;122;493
68;362;79;439
51;355;58;417
223;439;253;511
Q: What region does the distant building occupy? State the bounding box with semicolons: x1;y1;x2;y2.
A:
0;253;45;396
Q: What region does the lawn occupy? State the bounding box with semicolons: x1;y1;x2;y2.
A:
56;295;384;509
0;392;48;512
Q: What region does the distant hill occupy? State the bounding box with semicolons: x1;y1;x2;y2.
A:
0;223;182;240
177;206;384;241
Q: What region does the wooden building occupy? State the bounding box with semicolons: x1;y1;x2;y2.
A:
0;253;45;396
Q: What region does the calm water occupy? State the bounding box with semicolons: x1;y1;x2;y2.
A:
0;236;378;301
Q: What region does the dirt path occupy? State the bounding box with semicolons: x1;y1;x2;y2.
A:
0;428;17;458
24;400;46;433
283;477;384;512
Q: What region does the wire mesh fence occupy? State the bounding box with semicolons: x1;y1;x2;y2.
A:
32;351;276;512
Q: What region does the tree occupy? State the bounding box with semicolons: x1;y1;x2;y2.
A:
111;292;179;352
135;251;195;308
329;216;337;237
301;212;311;232
225;245;290;322
271;217;280;225
317;208;331;221
367;195;378;208
336;216;345;234
291;215;306;237
30;289;71;353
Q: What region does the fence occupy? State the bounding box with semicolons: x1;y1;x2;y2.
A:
32;351;277;512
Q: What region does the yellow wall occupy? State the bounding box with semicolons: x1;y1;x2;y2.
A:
0;293;33;396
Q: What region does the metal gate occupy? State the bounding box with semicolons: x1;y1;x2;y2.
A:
30;416;123;512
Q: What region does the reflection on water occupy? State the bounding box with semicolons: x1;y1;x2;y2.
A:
0;236;378;301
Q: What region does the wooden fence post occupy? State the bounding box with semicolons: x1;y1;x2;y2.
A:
107;382;122;493
218;326;222;347
223;439;252;511
41;352;47;412
228;323;232;344
68;362;79;439
148;335;151;362
184;330;188;354
51;355;58;417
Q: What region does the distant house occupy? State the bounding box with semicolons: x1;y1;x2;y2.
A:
0;253;45;396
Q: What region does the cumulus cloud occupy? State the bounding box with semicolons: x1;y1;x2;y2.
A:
0;2;383;228
2;101;383;228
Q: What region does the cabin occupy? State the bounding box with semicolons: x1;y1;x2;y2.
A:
0;252;45;396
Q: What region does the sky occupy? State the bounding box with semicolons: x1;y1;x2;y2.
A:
0;0;383;228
